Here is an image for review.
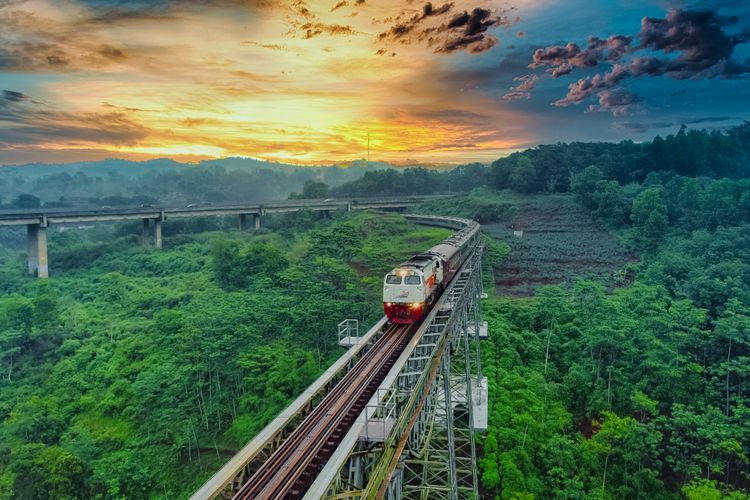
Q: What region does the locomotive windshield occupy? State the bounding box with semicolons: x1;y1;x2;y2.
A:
404;276;421;285
386;274;402;284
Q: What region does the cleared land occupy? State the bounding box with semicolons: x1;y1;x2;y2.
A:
483;193;632;296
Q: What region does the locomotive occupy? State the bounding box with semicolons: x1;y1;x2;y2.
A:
383;218;480;324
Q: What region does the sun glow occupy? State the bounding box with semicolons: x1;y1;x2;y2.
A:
0;0;533;165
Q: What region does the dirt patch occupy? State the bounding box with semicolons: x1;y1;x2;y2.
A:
485;194;633;297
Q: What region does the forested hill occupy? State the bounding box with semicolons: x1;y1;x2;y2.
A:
0;158;388;209
333;123;750;197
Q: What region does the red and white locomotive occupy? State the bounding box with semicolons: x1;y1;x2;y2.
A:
383;218;480;324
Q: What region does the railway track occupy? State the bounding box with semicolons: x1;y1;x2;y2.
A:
233;323;414;499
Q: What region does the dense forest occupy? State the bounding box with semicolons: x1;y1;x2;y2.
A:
1;123;749;499
0;212;453;498
333;124;750;197
472;127;750;499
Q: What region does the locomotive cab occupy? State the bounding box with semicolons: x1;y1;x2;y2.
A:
383;254;442;324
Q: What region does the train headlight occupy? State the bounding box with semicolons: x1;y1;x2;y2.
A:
386;302;392;307
409;302;423;309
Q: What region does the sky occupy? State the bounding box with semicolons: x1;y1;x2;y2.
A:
0;0;748;166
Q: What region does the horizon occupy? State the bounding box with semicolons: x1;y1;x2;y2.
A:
1;120;743;169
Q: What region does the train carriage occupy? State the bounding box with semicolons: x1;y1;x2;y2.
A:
383;219;480;324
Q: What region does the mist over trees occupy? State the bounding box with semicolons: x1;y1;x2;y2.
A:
0;158;387;209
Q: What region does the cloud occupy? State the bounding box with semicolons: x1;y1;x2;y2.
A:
299;22;356;38
331;0;347;11
2;90;30;102
524;8;750;115
502;73;537;100
585;90;640;116
530;35;632;77
0;90;150;146
378;4;510;55
377;2;455;41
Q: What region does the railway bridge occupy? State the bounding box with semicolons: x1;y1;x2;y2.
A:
0;196;444;278
192;214;488;500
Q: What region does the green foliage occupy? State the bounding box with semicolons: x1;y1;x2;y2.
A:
0;211;448;499
481;278;750;499
570;165;603;207
211;240;288;290
289;179;329;199
413;188;515;223
479;172;750;497
490;123;750;194
630;188;668;249
333;164;490;196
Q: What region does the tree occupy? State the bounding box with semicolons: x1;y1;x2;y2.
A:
630;188;668;250
14;193;41;209
570;166;604;208
292;179;329;199
592;180;629;225
9;444;87;499
510;157;539;193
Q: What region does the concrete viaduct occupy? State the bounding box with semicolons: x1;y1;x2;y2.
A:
0;196;443;278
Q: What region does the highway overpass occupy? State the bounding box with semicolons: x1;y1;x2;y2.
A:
0;196;445;278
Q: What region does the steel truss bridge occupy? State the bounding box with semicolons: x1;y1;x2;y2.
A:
193;214;488;500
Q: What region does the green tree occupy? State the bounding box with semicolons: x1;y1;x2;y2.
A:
570;166;604;208
592;180;629;225
510;157;539;193
630;188;668;250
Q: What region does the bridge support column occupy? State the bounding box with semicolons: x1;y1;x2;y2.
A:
253;213;261;230
26;223;48;278
154;218;162;249
142;218;150;246
239;214;247;231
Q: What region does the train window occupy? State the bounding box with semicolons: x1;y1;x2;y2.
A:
386;274;402;284
404;276;421;285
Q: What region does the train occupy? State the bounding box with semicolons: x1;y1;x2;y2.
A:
383;217;481;324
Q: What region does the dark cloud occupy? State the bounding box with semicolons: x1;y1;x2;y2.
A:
378;2;454;41
300;22;356;38
531;35;632;77
100;44;126;60
378;4;508;55
0;90;150;146
2;90;29;102
524;8;750;115
331;0;347;11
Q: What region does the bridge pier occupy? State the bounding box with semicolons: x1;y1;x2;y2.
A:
26;223;48;278
154;218;163;249
253;213;261;230
142;218;150;246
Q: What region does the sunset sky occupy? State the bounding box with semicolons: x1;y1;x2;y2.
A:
0;0;749;166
